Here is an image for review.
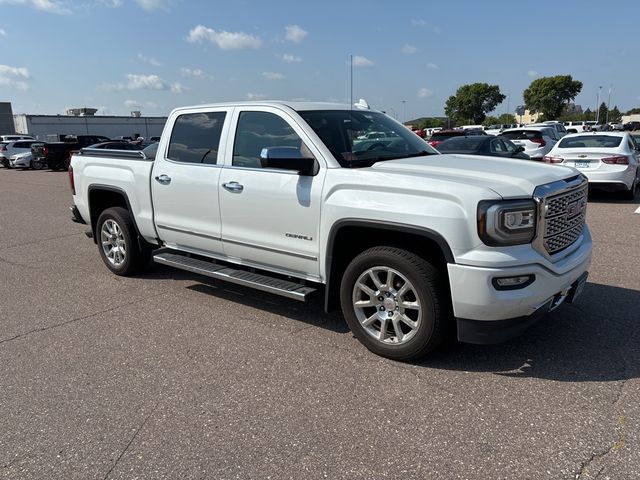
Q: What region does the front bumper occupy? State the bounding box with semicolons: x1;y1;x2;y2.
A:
448;231;592;343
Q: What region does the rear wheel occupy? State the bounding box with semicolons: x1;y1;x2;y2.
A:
340;246;450;361
31;159;44;170
96;207;151;276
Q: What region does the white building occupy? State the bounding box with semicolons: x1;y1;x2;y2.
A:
13;113;167;141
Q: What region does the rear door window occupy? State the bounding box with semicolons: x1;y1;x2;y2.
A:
168;111;227;164
501;131;542;141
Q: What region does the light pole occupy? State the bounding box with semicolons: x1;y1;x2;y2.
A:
606;84;612;124
595;86;602;123
401;100;406;124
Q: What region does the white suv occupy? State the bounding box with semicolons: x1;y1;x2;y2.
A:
0;134;35;142
500;127;557;160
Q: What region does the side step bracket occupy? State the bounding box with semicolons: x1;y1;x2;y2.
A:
153;252;316;301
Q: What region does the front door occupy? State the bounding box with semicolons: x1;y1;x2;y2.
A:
218;108;325;280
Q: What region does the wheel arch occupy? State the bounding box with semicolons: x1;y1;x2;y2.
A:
87;185;150;247
324;219;455;312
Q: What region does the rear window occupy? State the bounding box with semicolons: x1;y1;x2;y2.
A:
430;131;464;140
437;136;486;151
168;111;226;164
501;130;542;140
558;135;623;148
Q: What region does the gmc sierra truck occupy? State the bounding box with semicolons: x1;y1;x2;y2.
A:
69;101;592;360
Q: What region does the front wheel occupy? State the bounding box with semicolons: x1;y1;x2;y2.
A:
96;207;150;276
340;246;450;361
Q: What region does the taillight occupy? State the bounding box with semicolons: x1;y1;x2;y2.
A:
68;165;76;195
543;156;564;164
43;146;49;156
531;138;546;147
602;155;628;165
428;140;441;148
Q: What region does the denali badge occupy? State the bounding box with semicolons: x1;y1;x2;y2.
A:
286;233;313;241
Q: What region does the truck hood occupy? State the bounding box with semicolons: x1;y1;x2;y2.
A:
370;154;578;198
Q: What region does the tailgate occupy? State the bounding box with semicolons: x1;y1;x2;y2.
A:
31;143;46;159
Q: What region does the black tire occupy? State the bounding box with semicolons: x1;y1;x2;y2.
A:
31;159;44;170
63;156;71;171
340;246;451;361
96;207;151;276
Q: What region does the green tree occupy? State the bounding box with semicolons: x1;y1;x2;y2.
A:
444;83;506;124
483;113;516;126
626;107;640;115
609;106;622;123
582;108;594;121
417;117;447;129
523;75;582;120
597;102;608;124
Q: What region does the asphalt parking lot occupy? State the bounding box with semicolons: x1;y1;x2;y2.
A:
0;169;638;480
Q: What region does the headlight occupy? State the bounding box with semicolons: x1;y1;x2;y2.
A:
477;199;536;246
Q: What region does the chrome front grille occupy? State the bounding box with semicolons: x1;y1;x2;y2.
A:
534;177;588;257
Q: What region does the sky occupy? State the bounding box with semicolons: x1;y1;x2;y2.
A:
1;0;638;121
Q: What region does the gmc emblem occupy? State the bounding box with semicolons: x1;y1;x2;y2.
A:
567;199;586;217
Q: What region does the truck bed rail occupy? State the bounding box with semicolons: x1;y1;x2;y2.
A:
79;148;151;160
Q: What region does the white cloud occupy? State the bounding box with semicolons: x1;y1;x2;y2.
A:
426;62;440;70
280;53;301;63
137;53;163;67
401;44;418;54
411;19;427;27
0;64;30;90
527;70;539;77
285;24;307;43
99;0;123;7
0;0;72;15
187;24;261;51
0;28;6;36
103;73;182;93
352;56;375;67
180;67;214;80
170;82;186;93
417;88;433;98
262;72;284;80
124;100;142;109
134;0;171;10
246;93;268;101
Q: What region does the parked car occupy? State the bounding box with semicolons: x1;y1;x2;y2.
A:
0;134;35;142
500;127;557;160
427;129;485;148
0;139;38;168
540;121;568;137
609;122;624;131
623;121;640;131
436;135;530;160
31;135;111;170
9;151;43;169
543;132;639;199
70;100;592;361
563;121;592;133
484;124;518;136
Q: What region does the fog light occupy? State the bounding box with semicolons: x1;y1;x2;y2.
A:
492;274;535;290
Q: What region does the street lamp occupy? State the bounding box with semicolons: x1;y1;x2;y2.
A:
606;84;612;124
595;86;602;123
401;100;406;124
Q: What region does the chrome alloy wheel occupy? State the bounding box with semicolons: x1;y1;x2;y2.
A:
101;219;127;267
352;266;422;345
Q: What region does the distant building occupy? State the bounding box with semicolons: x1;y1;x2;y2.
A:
516;109;542;125
621;114;640;124
0;102;16;134
13;112;167;141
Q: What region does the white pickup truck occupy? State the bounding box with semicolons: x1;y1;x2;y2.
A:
69;101;592;360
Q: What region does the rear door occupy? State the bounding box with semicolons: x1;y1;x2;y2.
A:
218;107;326;280
151;107;231;254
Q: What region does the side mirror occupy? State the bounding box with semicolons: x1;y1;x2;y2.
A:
260;147;316;175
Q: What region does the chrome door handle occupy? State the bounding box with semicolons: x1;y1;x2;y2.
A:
223;181;244;192
155;174;171;185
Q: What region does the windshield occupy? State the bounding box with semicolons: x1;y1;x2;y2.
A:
558;135;623;148
297;110;437;167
